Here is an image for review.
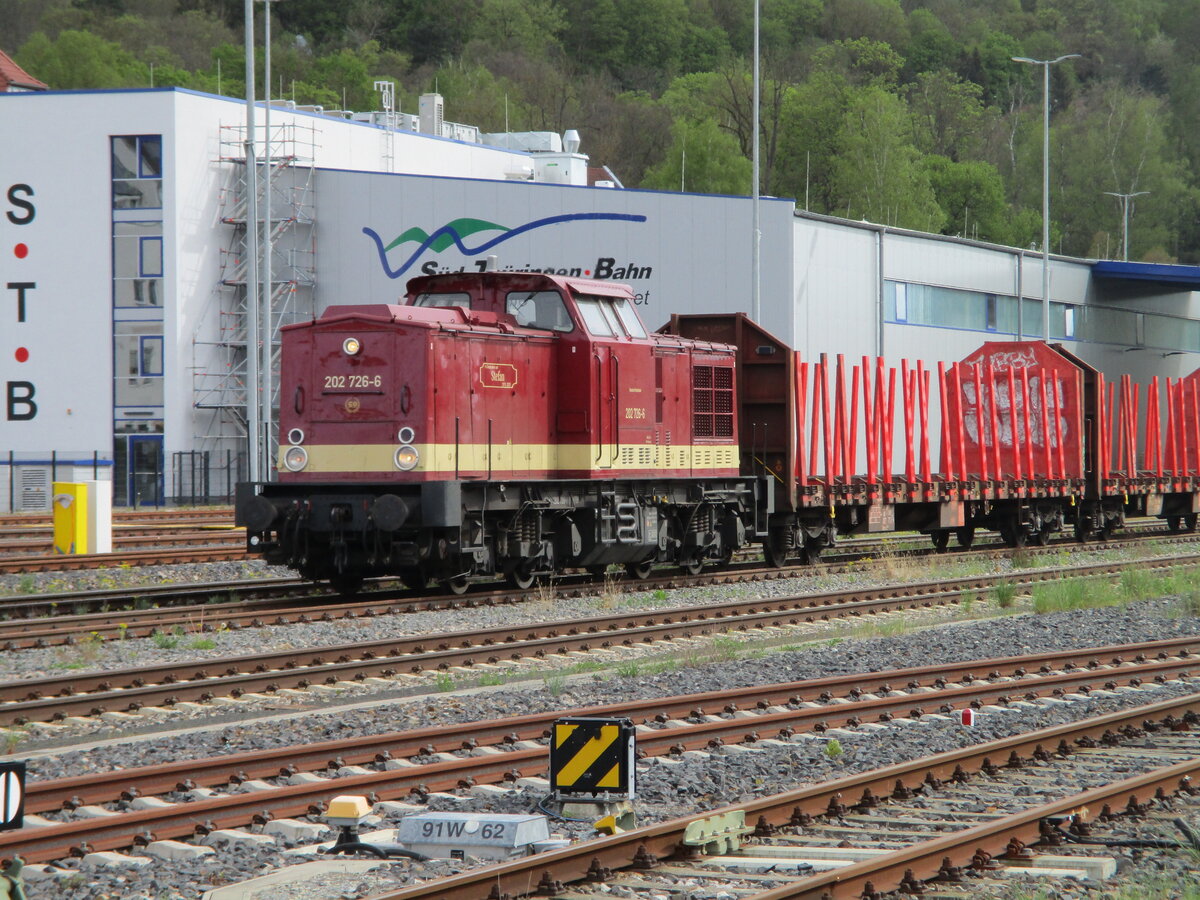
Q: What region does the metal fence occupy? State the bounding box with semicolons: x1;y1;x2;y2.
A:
170;450;244;506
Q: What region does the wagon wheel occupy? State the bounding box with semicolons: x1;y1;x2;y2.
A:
715;547;735;569
399;567;427;591
504;564;537;591
1167;516;1183;534
1073;520;1089;543
802;542;823;564
330;575;364;596
443;575;470;595
1032;528;1051;547
955;527;975;549
931;530;950;552
624;559;654;580
1099;521;1117;541
586;565;610;581
680;557;704;577
1187;514;1198;533
1000;525;1027;549
763;528;791;568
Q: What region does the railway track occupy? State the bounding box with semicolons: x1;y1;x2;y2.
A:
5;645;1200;889
365;694;1200;900
2;528;1197;649
1;550;1196;726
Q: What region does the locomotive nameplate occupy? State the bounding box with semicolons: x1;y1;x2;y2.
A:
479;362;518;389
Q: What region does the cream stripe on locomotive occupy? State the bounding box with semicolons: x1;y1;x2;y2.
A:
279;443;740;474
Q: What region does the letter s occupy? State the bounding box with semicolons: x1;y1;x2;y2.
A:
6;184;35;225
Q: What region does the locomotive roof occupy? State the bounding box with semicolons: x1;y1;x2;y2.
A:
405;270;635;300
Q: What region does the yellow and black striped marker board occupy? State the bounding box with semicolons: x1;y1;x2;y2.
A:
549;717;636;800
0;763;24;832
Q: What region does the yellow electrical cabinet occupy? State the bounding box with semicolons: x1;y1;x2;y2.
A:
52;482;89;555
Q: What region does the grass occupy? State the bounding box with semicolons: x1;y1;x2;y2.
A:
17;575;35;594
615;661;642;678
992;580;1018;608
187;638;217;650
824;738;843;759
477;672;508;687
434;672;455;692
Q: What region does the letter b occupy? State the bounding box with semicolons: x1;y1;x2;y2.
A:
6;381;36;420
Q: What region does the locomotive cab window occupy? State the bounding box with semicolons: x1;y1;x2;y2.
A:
505;291;574;332
576;295;631;337
411;291;470;311
612;298;647;338
576;298;615;336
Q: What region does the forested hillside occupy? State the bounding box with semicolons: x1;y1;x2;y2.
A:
7;0;1200;262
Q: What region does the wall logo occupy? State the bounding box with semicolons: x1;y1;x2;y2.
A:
362;212;647;280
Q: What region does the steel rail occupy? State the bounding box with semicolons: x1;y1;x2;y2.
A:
0;546;249;574
1;528;1195;643
0;530;244;556
278;694;1200;900
21;637;1200;815
2;554;1195;726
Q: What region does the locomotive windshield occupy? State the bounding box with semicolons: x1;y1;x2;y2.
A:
505;290;574;332
576;295;648;339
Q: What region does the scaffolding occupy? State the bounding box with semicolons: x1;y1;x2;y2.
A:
192;120;317;482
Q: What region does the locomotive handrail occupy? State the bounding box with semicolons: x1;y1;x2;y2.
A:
612;353;621;468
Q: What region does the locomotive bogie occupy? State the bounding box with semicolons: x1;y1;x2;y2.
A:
243;476;755;592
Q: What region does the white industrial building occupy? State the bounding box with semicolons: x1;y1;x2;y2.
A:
2;84;1199;512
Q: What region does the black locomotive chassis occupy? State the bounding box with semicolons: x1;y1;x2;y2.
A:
236;477;767;583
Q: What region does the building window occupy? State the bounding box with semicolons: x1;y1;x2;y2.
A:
112;136;163;209
113;221;163;307
985;295;997;331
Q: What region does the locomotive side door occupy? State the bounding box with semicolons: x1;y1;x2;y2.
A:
593;343;617;469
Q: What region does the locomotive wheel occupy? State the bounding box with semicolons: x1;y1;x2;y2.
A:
930;530;950;552
504;565;536;591
624;560;654;580
955;527;975;549
716;547;734;569
680;557;704;576
444;575;470;595
330;575;363;596
399;567;427;591
1167;516;1183;533
764;528;790;568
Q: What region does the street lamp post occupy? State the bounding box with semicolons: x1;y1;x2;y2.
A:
1012;53;1079;342
1103;190;1149;261
243;0;261;484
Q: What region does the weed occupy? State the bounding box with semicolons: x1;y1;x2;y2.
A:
17;575;35;594
959;592;976;615
152;631;179;650
1010;548;1034;569
1031;577;1117;614
543;674;567;695
850;617;914;639
596;573;621;610
824;739;843;759
615;661;641;678
1119;567;1157;601
188;638;217;650
652;589;669;603
477;672;507;687
1176;591;1200;618
117;623;129;640
992;580;1017;608
434;672;455;692
706;636;742;662
644;659;679;675
1;731;23;755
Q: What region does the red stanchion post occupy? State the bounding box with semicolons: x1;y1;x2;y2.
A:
919;365;931;487
973;363;988;484
987;360;1002;480
794;352;807;488
1021;366;1035;479
1007;366;1021;484
938;362;953;484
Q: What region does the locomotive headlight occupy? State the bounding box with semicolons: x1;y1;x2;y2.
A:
394;445;419;471
398;426;416;445
342;337;362;356
287;428;305;445
283;446;309;472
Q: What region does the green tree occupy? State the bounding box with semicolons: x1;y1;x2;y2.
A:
642;117;751;195
470;0;567;59
774;70;849;212
906;69;988;161
832;85;945;231
924;155;1014;243
17;29;146;88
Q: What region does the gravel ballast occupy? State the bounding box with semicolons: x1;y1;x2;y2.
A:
12;591;1200;900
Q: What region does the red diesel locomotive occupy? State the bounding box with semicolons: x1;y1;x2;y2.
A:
237;272;756;593
237;270;1196;593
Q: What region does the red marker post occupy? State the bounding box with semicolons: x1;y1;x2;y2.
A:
960;708;975;727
